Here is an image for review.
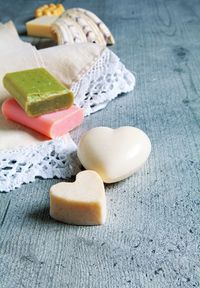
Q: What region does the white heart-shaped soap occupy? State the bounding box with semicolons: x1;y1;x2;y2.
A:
77;126;151;183
50;170;106;225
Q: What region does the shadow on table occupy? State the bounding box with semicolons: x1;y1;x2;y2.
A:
28;206;54;224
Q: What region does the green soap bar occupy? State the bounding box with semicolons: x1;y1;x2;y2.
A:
3;68;74;117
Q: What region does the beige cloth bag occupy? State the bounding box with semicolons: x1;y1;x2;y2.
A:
0;21;104;150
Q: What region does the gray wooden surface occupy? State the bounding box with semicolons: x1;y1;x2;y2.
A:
0;0;200;287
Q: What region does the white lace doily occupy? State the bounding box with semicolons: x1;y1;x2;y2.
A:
72;48;135;115
0;135;81;192
0;48;135;192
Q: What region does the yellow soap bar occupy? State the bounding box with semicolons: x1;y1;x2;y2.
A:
35;3;65;18
26;16;58;38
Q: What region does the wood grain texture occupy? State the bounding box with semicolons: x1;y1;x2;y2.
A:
0;0;200;287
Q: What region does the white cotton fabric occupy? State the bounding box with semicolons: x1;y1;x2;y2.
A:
0;22;135;191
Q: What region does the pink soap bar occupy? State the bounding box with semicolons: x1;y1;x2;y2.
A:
2;98;84;139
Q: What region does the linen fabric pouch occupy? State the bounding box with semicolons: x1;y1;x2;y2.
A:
0;21;135;192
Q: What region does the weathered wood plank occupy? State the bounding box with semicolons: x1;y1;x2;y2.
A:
0;196;10;228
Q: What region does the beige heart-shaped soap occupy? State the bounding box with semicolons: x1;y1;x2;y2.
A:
77;126;151;183
50;170;106;225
